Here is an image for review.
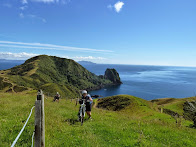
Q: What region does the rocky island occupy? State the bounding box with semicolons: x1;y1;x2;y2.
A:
104;68;122;84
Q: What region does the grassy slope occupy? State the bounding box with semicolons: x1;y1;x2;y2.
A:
1;93;196;147
0;55;113;99
152;97;196;115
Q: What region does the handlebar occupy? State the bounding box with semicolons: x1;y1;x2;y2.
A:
81;99;91;102
79;99;91;104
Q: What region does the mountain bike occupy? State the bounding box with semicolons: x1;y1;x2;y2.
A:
79;99;86;126
78;99;91;126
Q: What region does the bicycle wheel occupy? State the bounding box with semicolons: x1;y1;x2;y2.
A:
81;109;84;126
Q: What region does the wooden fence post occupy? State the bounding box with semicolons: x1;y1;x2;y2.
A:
160;105;163;113
35;90;45;147
41;91;45;147
35;97;41;147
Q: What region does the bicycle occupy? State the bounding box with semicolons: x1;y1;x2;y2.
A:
78;99;86;126
78;99;91;126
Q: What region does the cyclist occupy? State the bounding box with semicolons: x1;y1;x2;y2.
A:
79;90;93;119
53;92;60;102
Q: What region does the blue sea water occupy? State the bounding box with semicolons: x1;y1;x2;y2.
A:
81;64;196;100
0;60;24;70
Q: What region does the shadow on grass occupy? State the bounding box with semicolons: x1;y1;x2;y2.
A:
63;118;89;125
187;124;196;129
63;118;78;125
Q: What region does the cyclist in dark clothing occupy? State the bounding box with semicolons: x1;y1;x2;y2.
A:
53;92;60;102
79;90;93;119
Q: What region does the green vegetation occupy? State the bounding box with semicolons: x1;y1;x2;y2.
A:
152;97;196;115
0;93;35;147
96;95;132;111
1;92;196;146
104;68;122;84
13;85;28;93
0;77;12;90
0;55;119;98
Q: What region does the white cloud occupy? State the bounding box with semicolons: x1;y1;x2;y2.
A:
63;56;107;63
61;0;70;4
19;13;24;18
72;56;106;61
0;41;113;53
114;1;124;13
108;1;124;13
30;0;69;4
0;52;38;60
20;6;28;10
27;14;47;23
42;18;47;23
3;3;12;8
21;0;28;4
18;13;46;23
31;0;55;3
0;52;107;63
107;4;113;10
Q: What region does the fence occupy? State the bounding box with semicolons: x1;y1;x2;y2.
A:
11;90;45;147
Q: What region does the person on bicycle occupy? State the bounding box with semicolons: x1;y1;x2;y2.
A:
53;92;60;102
79;90;93;119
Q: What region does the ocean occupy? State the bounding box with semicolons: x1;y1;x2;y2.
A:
0;60;24;70
81;64;196;100
1;61;196;100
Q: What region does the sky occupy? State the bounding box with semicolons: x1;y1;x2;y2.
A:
0;0;196;66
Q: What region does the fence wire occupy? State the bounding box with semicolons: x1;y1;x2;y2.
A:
11;106;35;147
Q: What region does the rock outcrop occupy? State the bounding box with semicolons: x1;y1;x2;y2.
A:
104;68;122;84
183;101;196;127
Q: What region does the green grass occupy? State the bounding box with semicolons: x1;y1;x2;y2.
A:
153;97;196;115
0;93;35;147
1;93;196;147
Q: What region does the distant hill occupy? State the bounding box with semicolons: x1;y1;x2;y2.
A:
78;61;97;65
0;55;121;98
0;59;7;62
0;59;25;63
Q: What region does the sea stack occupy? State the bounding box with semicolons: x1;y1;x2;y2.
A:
104;68;122;84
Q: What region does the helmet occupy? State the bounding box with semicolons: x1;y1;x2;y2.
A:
57;92;59;95
82;90;87;94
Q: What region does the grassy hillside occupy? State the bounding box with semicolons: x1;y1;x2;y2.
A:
1;92;196;146
0;55;114;98
96;95;152;112
152;97;196;116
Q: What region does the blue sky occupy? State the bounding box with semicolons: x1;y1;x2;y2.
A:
0;0;196;66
